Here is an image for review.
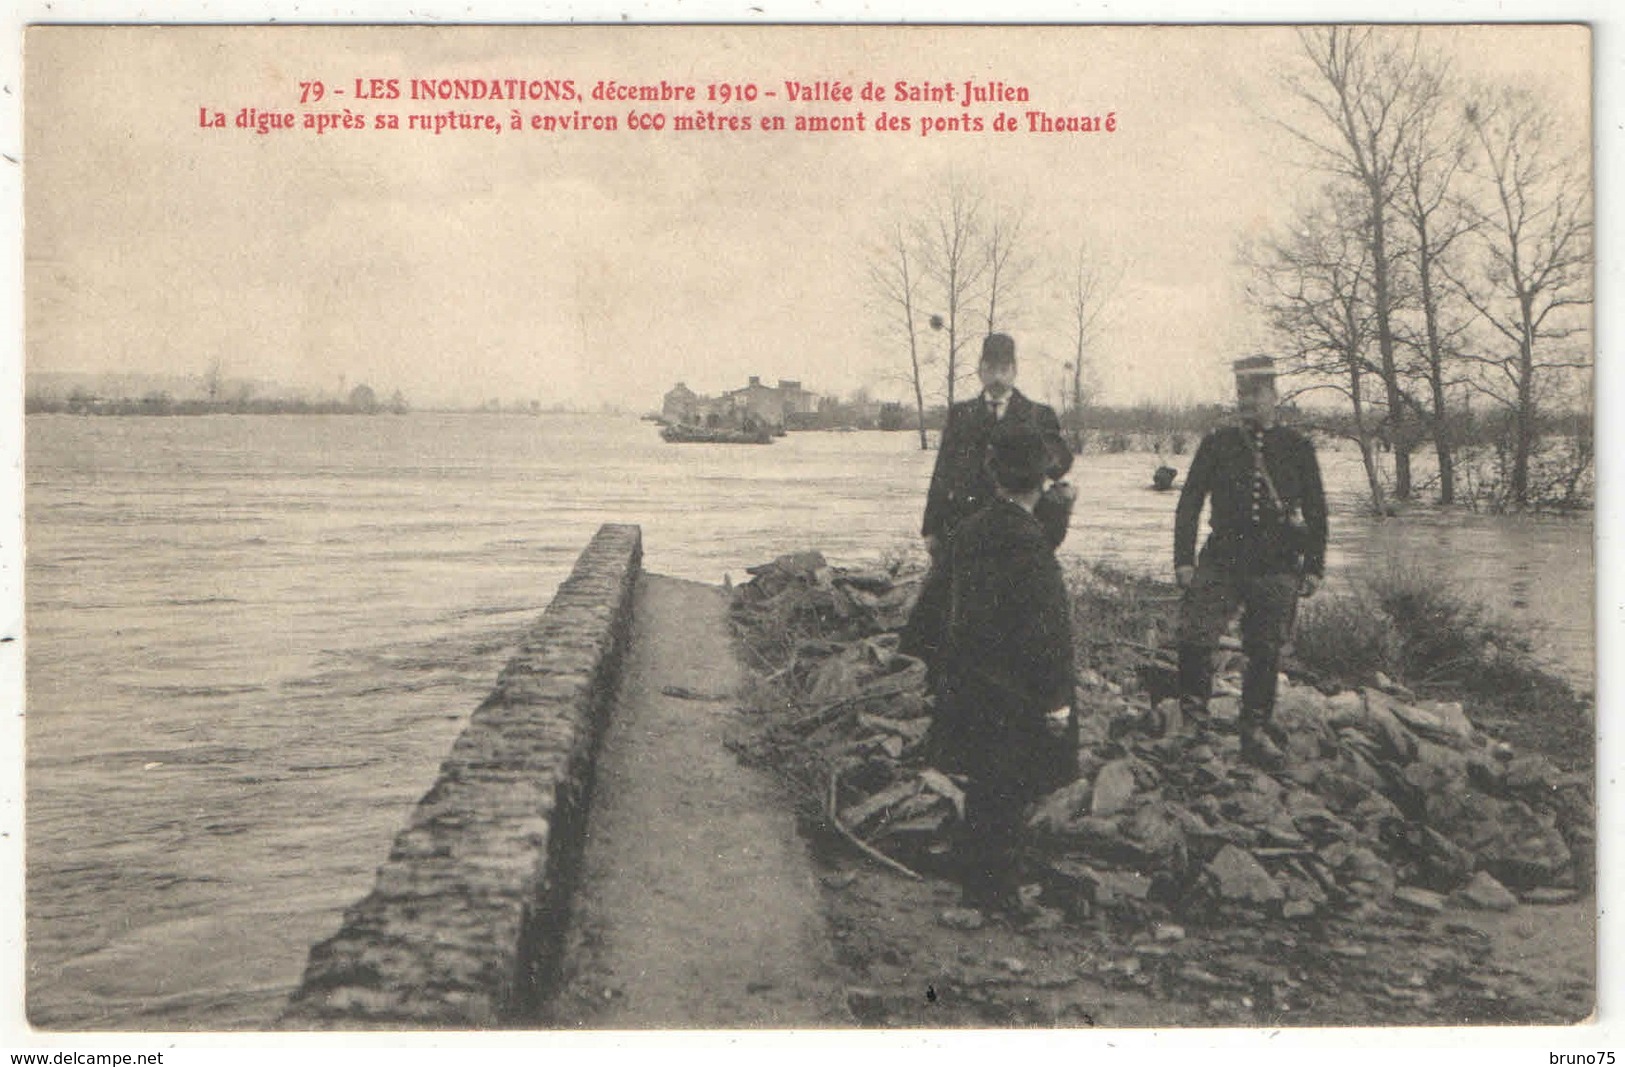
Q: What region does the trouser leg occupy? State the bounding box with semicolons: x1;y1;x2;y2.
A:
1237;572;1302;726
1176;563;1239;727
1240;649;1281;730
1177;644;1214;720
1238;572;1301;765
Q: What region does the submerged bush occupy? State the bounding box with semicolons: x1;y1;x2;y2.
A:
1290;591;1403;683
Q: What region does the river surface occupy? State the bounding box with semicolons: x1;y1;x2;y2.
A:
21;413;1594;1030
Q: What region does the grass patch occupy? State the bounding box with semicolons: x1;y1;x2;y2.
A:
1292;559;1592;772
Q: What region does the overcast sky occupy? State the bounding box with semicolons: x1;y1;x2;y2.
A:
24;24;1589;410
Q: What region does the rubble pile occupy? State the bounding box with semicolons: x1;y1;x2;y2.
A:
729;551;1593;929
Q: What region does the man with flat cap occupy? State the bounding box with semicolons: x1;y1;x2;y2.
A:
933;420;1077;913
1173;355;1328;768
902;333;1075;672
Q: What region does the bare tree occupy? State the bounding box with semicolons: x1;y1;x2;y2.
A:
1392;68;1478;504
868;222;933;450
1061;242;1117;453
1249;190;1389;515
915;179;989;410
870;179;1038;438
1455;87;1593;509
981;198;1035;337
1283;27;1445;500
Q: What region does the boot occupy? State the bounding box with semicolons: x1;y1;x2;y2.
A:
1239;720;1286;770
1241;649;1282;721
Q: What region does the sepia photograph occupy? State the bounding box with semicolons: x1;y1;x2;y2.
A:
9;10;1606;1048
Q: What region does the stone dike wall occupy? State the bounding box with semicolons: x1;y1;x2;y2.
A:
282;523;643;1029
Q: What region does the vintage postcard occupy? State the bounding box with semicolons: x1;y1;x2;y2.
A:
9;13;1607;1055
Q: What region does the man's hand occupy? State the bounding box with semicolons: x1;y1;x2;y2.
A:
1299;574;1321;598
1047;480;1078;506
1175;565;1196;589
1045;707;1072;738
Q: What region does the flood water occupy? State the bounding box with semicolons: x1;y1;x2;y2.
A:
21;413;1594;1029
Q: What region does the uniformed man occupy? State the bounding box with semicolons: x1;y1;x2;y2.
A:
933;421;1077;913
1173;355;1328;768
902;333;1075;672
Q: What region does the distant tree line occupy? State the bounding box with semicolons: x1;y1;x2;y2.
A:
27;382;410;416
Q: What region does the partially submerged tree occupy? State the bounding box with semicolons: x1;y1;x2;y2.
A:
1393;67;1477;504
869;177;1045;436
1061;241;1117;453
868;221;933;450
1455;87;1593;509
1283;26;1446;500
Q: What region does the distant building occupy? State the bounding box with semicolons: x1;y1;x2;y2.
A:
662;382;700;423
723;376;784;427
776;379;819;417
662;376;822;431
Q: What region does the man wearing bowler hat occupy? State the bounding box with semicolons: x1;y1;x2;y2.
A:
902;333;1075;672
933;420;1077;913
920;332;1074;556
1173;355;1328;768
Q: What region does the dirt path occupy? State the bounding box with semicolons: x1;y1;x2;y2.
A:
543;574;849;1028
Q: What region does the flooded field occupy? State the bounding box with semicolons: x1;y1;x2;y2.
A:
21;413;1593;1029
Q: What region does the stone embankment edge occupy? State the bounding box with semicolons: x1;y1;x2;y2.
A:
280;523;643;1029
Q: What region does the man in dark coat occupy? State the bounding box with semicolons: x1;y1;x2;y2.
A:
933;422;1077;912
921;333;1075;555
1173;356;1328;767
902;333;1075;672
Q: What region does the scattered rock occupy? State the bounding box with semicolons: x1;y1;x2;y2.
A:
1153;922;1186;942
1018;906;1064;932
1455;871;1518;912
1520;887;1582;906
730;551;1592;942
1206;844;1284;905
1091;758;1138;816
1394;886;1447;913
1029;777;1094;833
938;907;987;930
1178;964;1235;989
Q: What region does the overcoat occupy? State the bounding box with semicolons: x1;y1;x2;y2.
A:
931;499;1077;798
921;389;1074;545
903;390;1074;668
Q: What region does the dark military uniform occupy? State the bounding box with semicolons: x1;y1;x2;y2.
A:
901;390;1073;670
934;497;1077;909
1174;420;1328;737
